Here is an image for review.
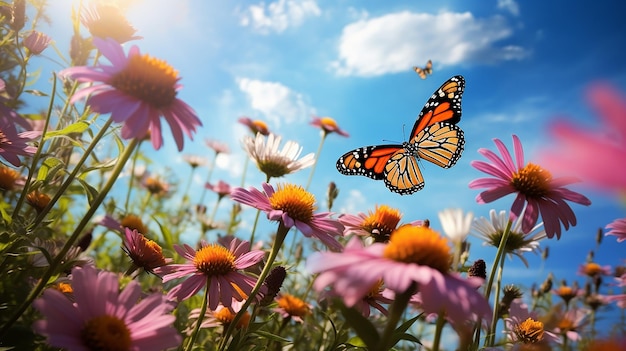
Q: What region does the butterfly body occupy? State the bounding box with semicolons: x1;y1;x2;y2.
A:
413;60;433;79
336;75;465;195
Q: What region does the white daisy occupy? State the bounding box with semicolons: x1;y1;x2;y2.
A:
438;208;474;243
242;133;315;179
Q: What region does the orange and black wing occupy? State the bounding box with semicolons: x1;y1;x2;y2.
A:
336;145;402;180
413;122;465;169
410;75;464;139
413;60;433;79
383;148;425;194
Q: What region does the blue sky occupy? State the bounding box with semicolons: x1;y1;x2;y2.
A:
28;0;625;329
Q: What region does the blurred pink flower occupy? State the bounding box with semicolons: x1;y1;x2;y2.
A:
231;182;344;250
238;116;270;136
0;118;39;167
33;265;181;351
80;2;141;43
542;84;626;193
307;228;491;326
206;180;232;198
60;37;202;151
605;218;626;242
23;30;51;55
503;299;559;345
155;239;264;310
205;138;230;154
469;135;591;239
310;116;349;137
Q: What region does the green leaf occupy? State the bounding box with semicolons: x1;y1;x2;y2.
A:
339;303;380;348
43;121;91;140
36;157;65;182
24;89;48;97
153;217;174;250
75;178;99;205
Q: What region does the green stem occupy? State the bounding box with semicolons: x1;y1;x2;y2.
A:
0;138;141;337
377;283;415;350
431;312;447;351
32;118;114;227
124;142;143;212
240;156;249;187
486;251;506;346
184;278;211;351
305;132;327;191
218;221;290;351
198;152;218;205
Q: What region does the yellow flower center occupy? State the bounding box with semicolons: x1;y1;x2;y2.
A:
144;177;168;195
511;163;551;199
383;225;451;273
277;294;310;318
557;317;575;332
0;166;19;190
120;214;148;235
80;314;132;351
126;233;167;270
365;280;385;299
251;120;269;135
514;318;545;344
110;53;178;108
86;4;137;43
362;205;402;242
556;286;576;301
55;282;73;294
193;244;237;277
320;117;338;130
268;184;315;223
583;262;602;276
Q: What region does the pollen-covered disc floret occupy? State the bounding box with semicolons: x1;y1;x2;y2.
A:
269;183;315;223
383;225;451;273
193;244;237;276
511;163;551;199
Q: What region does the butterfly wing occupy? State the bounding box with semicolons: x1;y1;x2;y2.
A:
413;122;465;169
383;148;425;194
424;59;433;75
413;60;433;79
411;75;465;137
336;145;403;180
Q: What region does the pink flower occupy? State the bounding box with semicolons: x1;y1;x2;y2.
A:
542;84;626;193
230;182;344;250
238;116;270;136
310;116;349;137
33;265;181;351
80;2;142;43
60;37;202;151
23;30;51;55
206;180;232;198
606;218;626;243
306;227;491;326
155;238;264;310
469;135;591;239
503;299;559;345
122;228;172;274
0;118;39;167
205;138;230;154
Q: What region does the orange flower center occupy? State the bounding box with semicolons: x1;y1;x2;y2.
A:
511;163;551;199
193;244;237;277
127;233;168;270
362;205;402;242
365;279;385;299
320;117;338;130
383;225;451;273
268;184;315;223
277;294;310;318
55;282;73;294
214;307;250;328
514;318;545;344
0;166;19;190
555;286;576;301
557;317;575;332
110;53;178;108
583;262;602;276
144;177;168;195
120;214;148;235
81;315;131;351
251;120;269;135
86;4;137;43
26;191;50;212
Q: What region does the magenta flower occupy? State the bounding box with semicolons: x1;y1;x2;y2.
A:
503;299;559;346
306;227;491;326
23;30;51;55
154;238;264;310
310;116;349;137
542;84;626;193
238;116;270;136
230;182;344;250
205;138;230;154
0;118;39;167
33;265;181;351
206;180;232;198
469;135;591;239
60;37;202;151
606;218;626;242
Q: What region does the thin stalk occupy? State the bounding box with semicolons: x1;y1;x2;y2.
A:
431;312;447;351
184;278;211;351
377;283;415;350
124;142;143;212
305;132;326;191
0;138;140;337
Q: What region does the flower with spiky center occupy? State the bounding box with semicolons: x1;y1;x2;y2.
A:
307;227;491;326
549;306;589;342
183;154;208;169
472;209;547;267
142;176;170;197
231;182;344;250
577;262;612;278
23;30;51;55
26;191;50;213
503;299;559;347
185;299;250;334
33;265;181;351
606;218;626;243
469;135;591;239
242;133;314;179
274;294;311;323
80;2;141;43
310;116;349;137
238;116;270;136
0;120;39;167
155;239;264;310
122;228;172;274
552;283;582;306
205;138;230;154
0;166;20;190
60;38;202;151
339;205;408;242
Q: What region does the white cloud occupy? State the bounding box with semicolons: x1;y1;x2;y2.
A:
497;0;520;16
332;11;528;77
236;78;315;127
338;189;368;215
239;0;321;34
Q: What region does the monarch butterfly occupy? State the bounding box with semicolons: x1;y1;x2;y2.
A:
336;75;465;195
413;60;433;79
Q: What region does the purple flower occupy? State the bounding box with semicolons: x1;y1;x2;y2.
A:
60;37;202;151
23;30;51;55
469;135;591;239
0;117;39;167
606;218;626;243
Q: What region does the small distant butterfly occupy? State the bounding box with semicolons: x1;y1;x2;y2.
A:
413;60;433;79
336;75;465;195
